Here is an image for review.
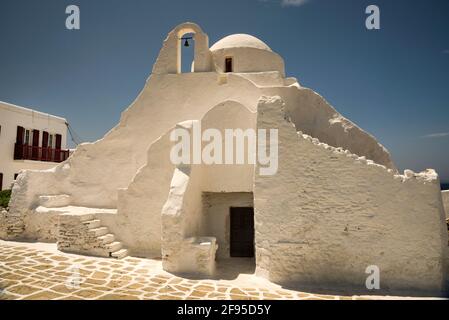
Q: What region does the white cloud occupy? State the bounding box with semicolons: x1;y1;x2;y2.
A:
258;0;310;7
281;0;309;6
421;132;449;138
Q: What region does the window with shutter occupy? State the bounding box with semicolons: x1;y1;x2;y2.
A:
55;134;62;149
16;126;24;144
14;126;24;160
32;130;40;160
25;129;30;145
42;131;49;161
55;134;62;161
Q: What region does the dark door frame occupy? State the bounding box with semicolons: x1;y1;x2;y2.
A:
230;206;255;257
225;57;233;73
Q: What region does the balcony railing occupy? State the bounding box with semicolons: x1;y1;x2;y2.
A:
14;143;70;163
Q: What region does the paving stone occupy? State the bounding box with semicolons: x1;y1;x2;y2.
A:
29;280;55;288
84;278;107;286
24;290;64;300
168;277;183;284
0;241;429;301
116;289;142;296
262;292;282;299
51;256;69;262
0;292;20;300
7;285;41;295
195;285;214;292
189;290;208;298
126;283;145;290
49;284;78;294
230;288;247;295
74;289;104;299
98;294;138;300
158;294;181;300
91;271;109;279
230;294;251;300
174;285;190;292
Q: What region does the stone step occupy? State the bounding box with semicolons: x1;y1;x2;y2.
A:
88;227;108;237
110;248;128;259
105;241;122;252
76;213;95;222
83;219;101;229
98;233;115;244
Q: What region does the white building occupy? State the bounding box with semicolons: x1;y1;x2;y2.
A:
0;101;69;191
1;23;448;296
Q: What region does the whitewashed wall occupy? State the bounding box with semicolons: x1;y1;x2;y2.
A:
254;96;448;296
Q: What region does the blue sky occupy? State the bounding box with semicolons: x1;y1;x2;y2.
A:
0;0;448;182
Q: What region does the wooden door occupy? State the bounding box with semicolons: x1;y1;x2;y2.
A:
230;207;254;257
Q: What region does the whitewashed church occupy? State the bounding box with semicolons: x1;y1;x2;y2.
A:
1;23;447;296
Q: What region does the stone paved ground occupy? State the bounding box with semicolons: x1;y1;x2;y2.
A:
0;240;439;300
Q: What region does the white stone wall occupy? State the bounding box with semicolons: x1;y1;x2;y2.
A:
114;100;255;257
0;101;68;190
261;86;397;170
254;96;448;296
236;72;286;88
161;164;212;275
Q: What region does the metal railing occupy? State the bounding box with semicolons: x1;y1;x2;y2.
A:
14;143;70;163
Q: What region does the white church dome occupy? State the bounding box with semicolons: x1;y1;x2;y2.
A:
210;34;272;52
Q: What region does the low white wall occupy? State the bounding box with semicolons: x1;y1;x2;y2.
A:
261;86;397;171
161;164;210;274
254;96;448;296
236;72;286;87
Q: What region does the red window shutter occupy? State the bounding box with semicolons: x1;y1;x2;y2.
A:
41;131;49;161
16;126;24;144
42;131;49;148
32;130;40;160
0;173;3;191
32;130;40;147
55;134;62;149
14;126;25;160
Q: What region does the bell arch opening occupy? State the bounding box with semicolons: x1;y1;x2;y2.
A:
176;27;197;74
179;32;195;73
